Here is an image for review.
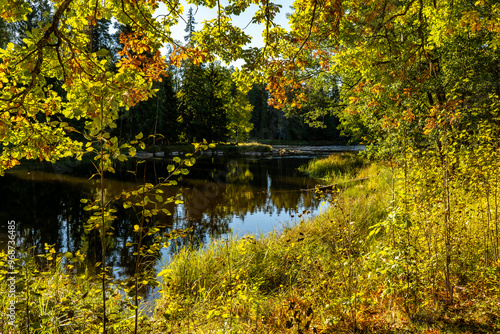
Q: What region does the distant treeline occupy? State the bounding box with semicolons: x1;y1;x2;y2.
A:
0;1;346;145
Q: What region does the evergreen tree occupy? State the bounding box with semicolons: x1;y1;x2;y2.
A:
88;19;112;54
157;69;180;144
177;62;231;143
184;7;197;43
204;62;230;141
247;84;283;140
0;19;11;48
177;62;206;142
248;84;269;139
9;0;52;45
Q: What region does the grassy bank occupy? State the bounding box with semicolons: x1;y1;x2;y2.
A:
150;155;500;333
1;155;499;333
216;142;273;155
298;152;368;184
150;161;392;333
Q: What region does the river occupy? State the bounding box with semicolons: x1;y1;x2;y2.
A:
0;153;337;277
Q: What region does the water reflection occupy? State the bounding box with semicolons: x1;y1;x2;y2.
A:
0;156;324;275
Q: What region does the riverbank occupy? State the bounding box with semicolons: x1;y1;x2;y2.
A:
149;160;392;333
1;154;498;333
150;155;500;333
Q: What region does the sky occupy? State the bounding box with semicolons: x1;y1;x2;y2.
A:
155;0;291;66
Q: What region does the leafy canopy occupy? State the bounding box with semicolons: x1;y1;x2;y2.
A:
2;0;499;172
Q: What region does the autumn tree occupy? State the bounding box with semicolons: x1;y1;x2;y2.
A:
2;0;500;331
255;0;500;306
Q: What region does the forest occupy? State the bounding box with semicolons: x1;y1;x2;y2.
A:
0;1;342;148
0;0;499;333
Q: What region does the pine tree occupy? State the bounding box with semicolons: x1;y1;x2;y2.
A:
9;0;52;45
88;19;112;54
158;69;180;144
204;62;229;141
177;62;207;142
0;19;11;48
184;7;197;44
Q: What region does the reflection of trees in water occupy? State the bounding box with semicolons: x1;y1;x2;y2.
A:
0;169;173;278
0;157;321;275
0;172;89;255
177;157;321;237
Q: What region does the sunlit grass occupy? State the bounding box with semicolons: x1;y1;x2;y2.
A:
150;158;500;333
298;152;368;184
0;252;139;333
149;160;393;333
2;157;500;333
235;142;273;152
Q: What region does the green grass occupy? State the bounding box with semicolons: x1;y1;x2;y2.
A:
2;156;499;333
232;142;273;153
149;159;500;333
150;161;392;333
211;142;273;155
298;152;368;184
0;251;138;333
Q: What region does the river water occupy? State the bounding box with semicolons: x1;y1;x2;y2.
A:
0;154;333;277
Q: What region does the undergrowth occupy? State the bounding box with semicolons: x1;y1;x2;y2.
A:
148;156;500;333
1;155;499;333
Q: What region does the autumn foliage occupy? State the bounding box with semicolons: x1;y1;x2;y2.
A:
0;0;500;332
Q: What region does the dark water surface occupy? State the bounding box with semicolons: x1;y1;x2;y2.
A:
0;155;328;277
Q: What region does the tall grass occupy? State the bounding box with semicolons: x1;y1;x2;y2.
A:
298;152;368;184
150;156;500;333
149;161;396;333
2;155;499;333
0;250;137;333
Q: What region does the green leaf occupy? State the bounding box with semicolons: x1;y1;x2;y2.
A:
96;49;109;56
